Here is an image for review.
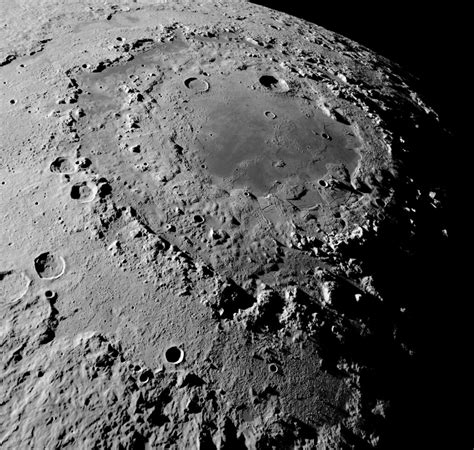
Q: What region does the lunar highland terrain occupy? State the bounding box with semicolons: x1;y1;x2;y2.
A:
0;1;449;448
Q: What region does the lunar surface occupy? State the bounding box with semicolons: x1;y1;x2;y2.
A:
0;1;449;448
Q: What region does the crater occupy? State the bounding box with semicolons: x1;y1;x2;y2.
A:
44;290;57;300
164;346;184;365
264;111;277;119
34;252;65;280
193;214;205;224
184;77;209;93
70;181;97;202
138;369;153;384
75;157;92;169
259;75;289;92
259;75;278;88
97;178;112;198
50;157;76;174
268;363;279;374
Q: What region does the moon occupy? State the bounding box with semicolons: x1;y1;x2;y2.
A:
0;1;449;448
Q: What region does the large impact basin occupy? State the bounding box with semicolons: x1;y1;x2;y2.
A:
194;80;361;201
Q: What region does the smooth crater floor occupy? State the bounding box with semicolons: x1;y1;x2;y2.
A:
195;87;361;198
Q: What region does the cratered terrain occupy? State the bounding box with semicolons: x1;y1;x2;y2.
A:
0;0;449;448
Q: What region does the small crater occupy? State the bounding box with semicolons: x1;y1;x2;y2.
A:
259;75;289;92
259;75;278;88
184;77;209;93
75;157;92;169
97;178;112;198
264;111;277;119
193;214;205;224
50;157;75;174
268;363;279;374
164;346;184;365
139;369;153;384
34;252;65;280
44;290;57;301
318;179;328;188
321;132;332;141
70;181;96;202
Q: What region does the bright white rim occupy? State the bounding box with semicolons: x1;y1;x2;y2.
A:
164;346;184;365
38;256;66;280
8;272;31;304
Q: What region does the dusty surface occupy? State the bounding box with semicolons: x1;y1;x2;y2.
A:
0;0;449;448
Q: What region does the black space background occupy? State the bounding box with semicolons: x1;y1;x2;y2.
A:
248;2;457;447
